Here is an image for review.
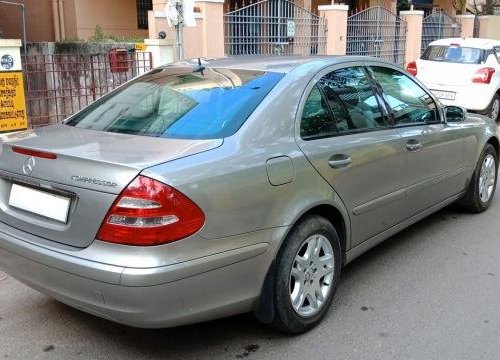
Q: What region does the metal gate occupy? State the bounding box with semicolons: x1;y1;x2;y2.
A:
224;0;327;56
22;52;152;127
421;11;461;53
346;7;407;66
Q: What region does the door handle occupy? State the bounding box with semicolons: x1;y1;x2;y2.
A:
328;154;352;169
406;139;422;152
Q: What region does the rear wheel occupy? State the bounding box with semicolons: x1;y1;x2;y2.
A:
270;215;341;334
487;94;500;123
459;143;498;212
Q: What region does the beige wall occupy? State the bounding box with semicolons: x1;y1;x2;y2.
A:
478;15;500;39
63;0;79;40
0;0;56;42
0;0;147;42
434;0;456;16
148;0;224;60
73;0;148;39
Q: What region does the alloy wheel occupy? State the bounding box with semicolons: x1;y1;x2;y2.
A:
289;234;335;318
479;154;496;203
491;98;500;121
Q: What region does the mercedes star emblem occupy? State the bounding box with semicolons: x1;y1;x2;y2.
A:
22;156;36;175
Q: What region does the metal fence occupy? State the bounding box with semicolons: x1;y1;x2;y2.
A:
421;11;461;54
224;0;327;56
346;6;407;66
22;51;153;127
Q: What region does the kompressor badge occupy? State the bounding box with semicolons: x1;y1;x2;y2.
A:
70;175;117;188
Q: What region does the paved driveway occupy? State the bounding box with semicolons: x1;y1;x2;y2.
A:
1;195;500;360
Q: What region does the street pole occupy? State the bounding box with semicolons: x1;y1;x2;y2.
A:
175;0;184;61
0;1;27;54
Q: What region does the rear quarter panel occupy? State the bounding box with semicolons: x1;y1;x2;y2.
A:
459;113;498;179
142;62;351;256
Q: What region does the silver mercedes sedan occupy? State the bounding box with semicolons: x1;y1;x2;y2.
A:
0;57;497;334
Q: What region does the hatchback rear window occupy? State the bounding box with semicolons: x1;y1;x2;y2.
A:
65;67;284;139
421;45;484;64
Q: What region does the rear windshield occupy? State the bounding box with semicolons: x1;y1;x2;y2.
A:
65;67;284;139
421;45;484;64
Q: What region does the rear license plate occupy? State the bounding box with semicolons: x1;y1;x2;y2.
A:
432;90;456;100
8;183;71;223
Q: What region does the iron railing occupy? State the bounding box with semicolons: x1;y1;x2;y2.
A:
224;0;327;56
346;6;407;66
421;11;461;53
22;51;152;127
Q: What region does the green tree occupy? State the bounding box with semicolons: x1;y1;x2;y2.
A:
469;0;497;15
481;0;496;15
397;0;410;12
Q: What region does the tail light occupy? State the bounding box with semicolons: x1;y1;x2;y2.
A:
472;67;495;84
96;176;204;246
406;61;417;76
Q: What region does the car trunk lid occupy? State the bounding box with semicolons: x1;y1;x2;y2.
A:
0;124;222;248
416;60;480;87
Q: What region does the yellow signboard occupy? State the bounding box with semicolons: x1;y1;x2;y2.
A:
135;43;147;52
0;71;28;133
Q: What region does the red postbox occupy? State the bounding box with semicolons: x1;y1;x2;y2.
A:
108;48;129;73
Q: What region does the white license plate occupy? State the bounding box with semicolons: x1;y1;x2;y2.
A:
8;184;71;223
432;90;456;100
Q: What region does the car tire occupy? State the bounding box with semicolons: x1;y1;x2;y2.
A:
459;143;498;213
270;215;341;334
487;94;500;123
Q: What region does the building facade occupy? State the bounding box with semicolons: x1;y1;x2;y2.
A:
0;0;151;42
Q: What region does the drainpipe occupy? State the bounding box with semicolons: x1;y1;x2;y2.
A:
58;0;65;40
0;1;27;53
52;0;61;41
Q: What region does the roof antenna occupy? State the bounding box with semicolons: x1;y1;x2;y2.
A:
193;57;205;75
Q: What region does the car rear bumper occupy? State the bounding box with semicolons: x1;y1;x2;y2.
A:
0;222;279;328
426;83;495;112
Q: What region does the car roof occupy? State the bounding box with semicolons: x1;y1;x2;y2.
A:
429;37;500;49
162;56;387;73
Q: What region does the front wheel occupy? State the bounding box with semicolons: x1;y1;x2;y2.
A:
459;143;498;213
270;215;342;334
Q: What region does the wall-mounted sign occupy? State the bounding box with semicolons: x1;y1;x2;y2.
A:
287;20;296;38
0;72;28;132
0;40;28;133
135;42;147;52
1;55;14;70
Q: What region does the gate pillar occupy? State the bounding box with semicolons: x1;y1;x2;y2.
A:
456;15;475;39
319;4;349;56
400;10;424;67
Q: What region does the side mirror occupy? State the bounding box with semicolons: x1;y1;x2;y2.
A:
445;106;466;123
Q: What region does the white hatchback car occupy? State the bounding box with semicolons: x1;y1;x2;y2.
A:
408;38;500;122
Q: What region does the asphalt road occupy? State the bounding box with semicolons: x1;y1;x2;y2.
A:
1;196;500;360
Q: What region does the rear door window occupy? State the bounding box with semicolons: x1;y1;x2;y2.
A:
300;85;337;140
421;45;484;64
65;67;284;139
317;66;389;134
